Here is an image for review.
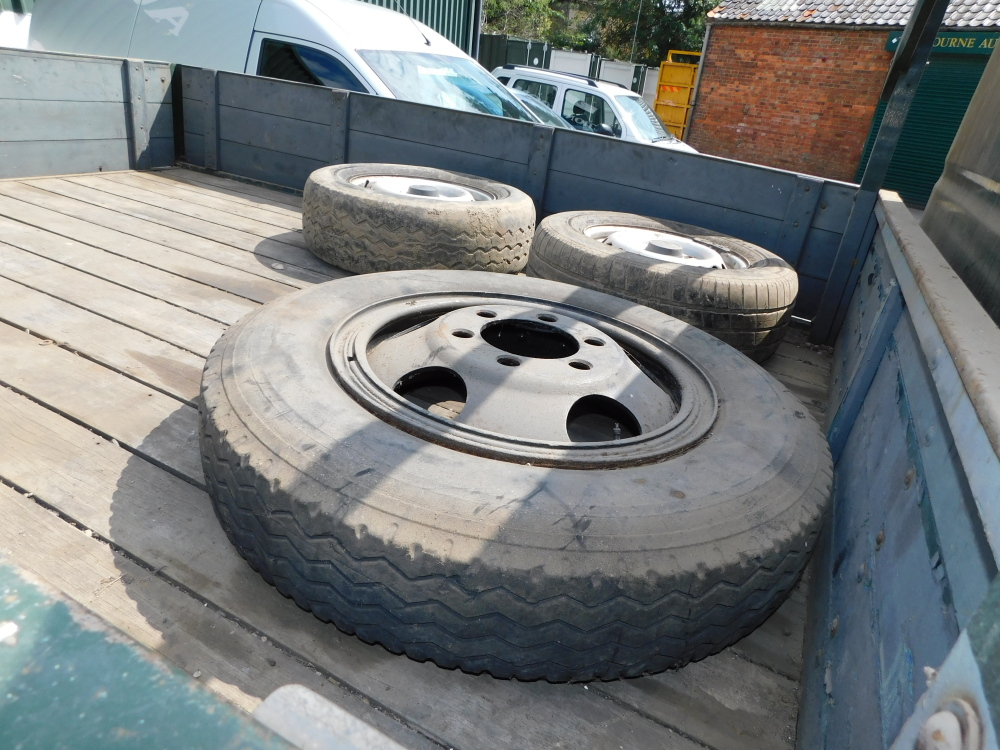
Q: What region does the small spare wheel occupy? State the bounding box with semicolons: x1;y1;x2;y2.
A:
302;163;535;274
527;211;799;362
200;271;830;682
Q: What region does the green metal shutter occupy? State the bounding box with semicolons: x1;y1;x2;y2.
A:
359;0;478;55
856;54;990;207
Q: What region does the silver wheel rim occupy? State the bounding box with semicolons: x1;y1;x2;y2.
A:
329;293;718;468
350;175;493;202
585;225;749;269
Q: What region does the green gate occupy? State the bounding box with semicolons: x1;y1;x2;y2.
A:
856;32;998;207
359;0;480;55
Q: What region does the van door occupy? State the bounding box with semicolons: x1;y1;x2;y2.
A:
247;32;371;93
128;0;260;73
510;77;558;109
560;89;624;138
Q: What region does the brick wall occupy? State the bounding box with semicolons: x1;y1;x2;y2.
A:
687;24;894;182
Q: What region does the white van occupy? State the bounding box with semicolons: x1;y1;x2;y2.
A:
493;64;697;153
27;0;536;122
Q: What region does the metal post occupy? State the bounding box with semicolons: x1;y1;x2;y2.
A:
810;0;953;345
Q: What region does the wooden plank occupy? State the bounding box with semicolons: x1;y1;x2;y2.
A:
0;139;132;180
0;387;704;750
0;275;201;403
0;241;223;356
21;178;333;283
347;131;528;194
0;51;126;102
36;173;310;254
594;649;799;750
160;167;304;208
217;139;328;192
774;175;824;268
730;575;809;681
218;71;336;126
114;171;303;228
219;105;332;163
0;216;256;325
143;168;304;214
764;351;831;394
68;171;307;238
0;322;200;483
0;100;129;143
0;485;437;750
0;185;309;298
544;170;785;252
350;93;538;164
548;129;799;221
797;226;847;279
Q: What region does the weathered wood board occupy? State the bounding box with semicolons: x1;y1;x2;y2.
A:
0;170;829;750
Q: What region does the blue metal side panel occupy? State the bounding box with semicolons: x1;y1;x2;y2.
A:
893;314;996;627
829;242;897;422
820;338;960;748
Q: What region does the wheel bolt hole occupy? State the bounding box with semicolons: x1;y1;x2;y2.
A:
537;313;558;323
477;310;497;318
497;356;521;367
452;329;474;339
569;360;592;370
584;338;605;346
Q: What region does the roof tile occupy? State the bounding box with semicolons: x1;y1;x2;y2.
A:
709;0;1000;25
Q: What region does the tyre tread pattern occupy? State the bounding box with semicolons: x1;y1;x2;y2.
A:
200;318;831;682
303;164;535;275
527;212;799;362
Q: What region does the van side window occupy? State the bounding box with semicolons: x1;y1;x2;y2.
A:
561;90;622;137
496;76;510;85
512;79;557;107
259;40;367;93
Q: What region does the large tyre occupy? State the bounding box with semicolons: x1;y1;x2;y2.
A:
200;271;830;682
302;163;534;274
527;211;798;362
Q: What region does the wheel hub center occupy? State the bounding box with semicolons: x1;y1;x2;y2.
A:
365;305;676;443
353;175;488;202
585;226;733;269
329;294;719;468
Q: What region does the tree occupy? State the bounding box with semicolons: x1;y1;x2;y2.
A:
482;0;559;38
581;0;714;65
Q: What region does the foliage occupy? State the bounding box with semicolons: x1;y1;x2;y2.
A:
582;0;715;65
481;0;713;66
483;0;560;38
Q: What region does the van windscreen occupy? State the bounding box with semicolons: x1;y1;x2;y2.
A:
359;51;534;122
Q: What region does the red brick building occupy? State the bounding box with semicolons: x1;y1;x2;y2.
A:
688;0;1000;192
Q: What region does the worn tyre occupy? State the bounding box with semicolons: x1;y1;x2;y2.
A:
527;211;798;361
200;271;830;682
302;163;534;274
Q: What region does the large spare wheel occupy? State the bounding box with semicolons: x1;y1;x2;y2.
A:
302;163;535;274
527;211;799;362
200;271;831;682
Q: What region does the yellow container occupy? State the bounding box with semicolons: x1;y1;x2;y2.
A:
654;50;701;141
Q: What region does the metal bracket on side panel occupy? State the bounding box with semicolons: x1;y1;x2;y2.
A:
201;69;219;171
330;89;350;165
525;125;555;211
124;59;151;171
774;174;824;268
826;279;904;461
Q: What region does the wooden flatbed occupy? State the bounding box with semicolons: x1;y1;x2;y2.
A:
0;167;831;750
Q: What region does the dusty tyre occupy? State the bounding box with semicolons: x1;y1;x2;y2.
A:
199;271;830;682
526;211;798;362
302;163;534;274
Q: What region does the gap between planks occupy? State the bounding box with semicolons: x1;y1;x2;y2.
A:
0;381;792;750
